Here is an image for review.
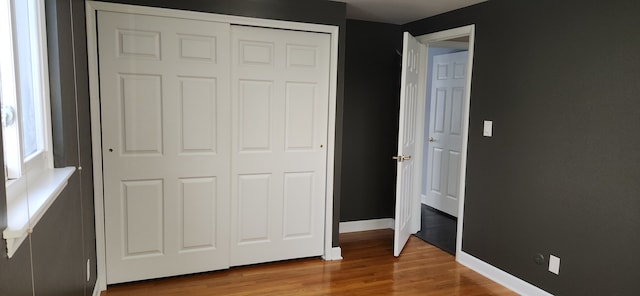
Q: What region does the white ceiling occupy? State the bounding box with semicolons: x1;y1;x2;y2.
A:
335;0;487;25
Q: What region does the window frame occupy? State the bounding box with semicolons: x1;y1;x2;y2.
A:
0;0;73;260
1;0;54;188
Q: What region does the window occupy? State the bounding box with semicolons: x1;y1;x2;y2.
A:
0;0;74;259
1;0;52;183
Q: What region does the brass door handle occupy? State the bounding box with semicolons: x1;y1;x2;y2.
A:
428;137;435;142
392;155;412;162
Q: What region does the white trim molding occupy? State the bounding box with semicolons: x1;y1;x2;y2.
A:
339;218;394;233
86;1;339;290
457;251;553;296
322;247;343;261
92;278;102;296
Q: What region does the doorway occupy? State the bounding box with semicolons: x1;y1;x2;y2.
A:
417;40;468;255
411;26;475;257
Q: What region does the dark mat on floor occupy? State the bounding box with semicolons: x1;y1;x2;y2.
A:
415;204;456;255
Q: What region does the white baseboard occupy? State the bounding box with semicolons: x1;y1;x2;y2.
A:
322;247;342;260
339;218;394;233
92;278;102;296
457;251;553;296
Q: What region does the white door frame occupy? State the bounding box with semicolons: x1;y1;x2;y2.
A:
85;1;340;291
413;25;475;258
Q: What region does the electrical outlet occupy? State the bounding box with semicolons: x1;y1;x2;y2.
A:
548;255;560;275
483;120;493;137
87;259;90;282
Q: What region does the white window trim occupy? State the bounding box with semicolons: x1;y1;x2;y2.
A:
23;0;54;173
1;0;73;258
0;0;22;179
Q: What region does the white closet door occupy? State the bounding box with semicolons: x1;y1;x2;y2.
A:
98;11;231;284
230;26;330;266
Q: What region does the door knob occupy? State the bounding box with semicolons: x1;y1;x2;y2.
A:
428;137;435;142
392;155;412;162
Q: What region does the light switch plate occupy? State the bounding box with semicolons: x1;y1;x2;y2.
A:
549;254;560;275
483;120;493;137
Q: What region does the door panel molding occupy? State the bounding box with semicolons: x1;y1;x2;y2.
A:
424;51;468;217
394;32;427;257
98;11;232;284
230;25;329;266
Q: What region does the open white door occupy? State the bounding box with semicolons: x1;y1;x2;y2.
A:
394;32;426;257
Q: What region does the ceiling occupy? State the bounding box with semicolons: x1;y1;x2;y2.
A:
335;0;487;25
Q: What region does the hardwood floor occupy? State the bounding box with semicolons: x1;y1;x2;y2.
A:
102;230;516;295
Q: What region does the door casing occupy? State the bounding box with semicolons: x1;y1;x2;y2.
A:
414;25;476;258
85;1;340;291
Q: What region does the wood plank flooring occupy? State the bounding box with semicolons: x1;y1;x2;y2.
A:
101;230;516;295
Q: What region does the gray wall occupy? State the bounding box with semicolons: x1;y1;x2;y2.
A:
341;19;402;222
404;0;640;294
0;0;96;295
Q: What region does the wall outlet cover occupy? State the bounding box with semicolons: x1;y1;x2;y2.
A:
483;120;493;137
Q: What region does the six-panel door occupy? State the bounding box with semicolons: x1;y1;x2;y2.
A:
98;11;331;284
394;32;424;257
99;11;232;284
230;26;330;266
425;51;468;218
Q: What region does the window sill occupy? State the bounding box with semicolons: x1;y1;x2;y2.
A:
3;166;75;258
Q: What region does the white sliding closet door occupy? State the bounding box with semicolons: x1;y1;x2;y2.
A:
98;11;231;284
230;26;330;266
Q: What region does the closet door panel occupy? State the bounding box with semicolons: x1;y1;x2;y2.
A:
230;26;330;266
99;11;231;284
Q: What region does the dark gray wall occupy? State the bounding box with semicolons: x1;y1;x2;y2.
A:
341;20;402;222
0;127;33;296
0;0;96;295
97;0;347;246
404;0;640;294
